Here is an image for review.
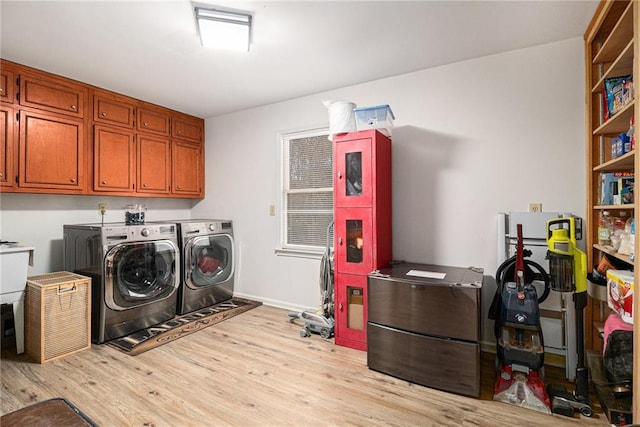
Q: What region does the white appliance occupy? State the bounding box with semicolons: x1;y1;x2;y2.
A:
497;212;579;379
0;243;35;354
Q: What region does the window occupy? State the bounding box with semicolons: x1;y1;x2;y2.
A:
278;128;333;256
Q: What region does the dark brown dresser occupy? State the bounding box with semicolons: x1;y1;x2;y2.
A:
367;262;483;397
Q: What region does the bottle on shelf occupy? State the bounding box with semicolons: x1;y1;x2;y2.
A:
598;210;613;247
630;218;635;263
610;211;628;252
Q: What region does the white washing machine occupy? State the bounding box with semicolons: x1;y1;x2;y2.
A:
63;222;180;343
166;219;234;314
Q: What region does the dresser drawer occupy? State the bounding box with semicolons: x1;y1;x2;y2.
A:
368;263;482;341
367;322;480;397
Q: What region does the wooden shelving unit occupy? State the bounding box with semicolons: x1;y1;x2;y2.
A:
584;0;639;422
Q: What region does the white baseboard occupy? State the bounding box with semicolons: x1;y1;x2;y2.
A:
232;292;317;314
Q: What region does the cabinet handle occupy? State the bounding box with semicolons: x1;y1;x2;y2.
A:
70;178;76;183
101;112;107;117
70;105;77;110
337;171;343;179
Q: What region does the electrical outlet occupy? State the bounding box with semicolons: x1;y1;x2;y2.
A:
269;205;276;216
98;203;107;215
528;203;542;213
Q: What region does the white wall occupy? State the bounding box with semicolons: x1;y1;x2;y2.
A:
0;194;193;273
193;37;586;344
0;38;586;345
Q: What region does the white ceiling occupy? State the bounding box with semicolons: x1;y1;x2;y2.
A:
1;0;599;119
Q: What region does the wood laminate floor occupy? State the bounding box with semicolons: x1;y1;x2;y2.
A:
1;305;611;426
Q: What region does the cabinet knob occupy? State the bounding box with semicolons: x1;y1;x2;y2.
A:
70;178;76;183
177;130;182;134
337;171;343;179
0;173;3;178
70;105;77;110
102;180;107;185
339;303;343;311
143;122;148;127
101;112;107;117
338;237;343;245
0;88;4;93
177;185;182;190
143;183;148;188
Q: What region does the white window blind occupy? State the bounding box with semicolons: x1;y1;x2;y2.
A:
280;128;333;254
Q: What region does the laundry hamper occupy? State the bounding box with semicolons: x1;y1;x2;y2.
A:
25;272;91;363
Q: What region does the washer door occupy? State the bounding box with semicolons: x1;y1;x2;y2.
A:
104;240;178;310
185;234;234;289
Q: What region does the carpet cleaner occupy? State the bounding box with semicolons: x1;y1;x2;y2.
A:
490;224;552;414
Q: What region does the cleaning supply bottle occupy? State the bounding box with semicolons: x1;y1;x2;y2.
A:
630;218;635;262
598;211;613;246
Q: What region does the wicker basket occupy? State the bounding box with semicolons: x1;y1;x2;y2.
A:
25;271;91;363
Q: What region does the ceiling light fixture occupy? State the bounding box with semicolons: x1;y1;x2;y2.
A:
194;7;252;52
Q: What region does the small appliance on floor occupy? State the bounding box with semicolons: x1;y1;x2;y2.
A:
545;217;593;417
490;224;552;414
288;221;334;339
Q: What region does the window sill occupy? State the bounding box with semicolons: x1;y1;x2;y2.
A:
274;247;326;260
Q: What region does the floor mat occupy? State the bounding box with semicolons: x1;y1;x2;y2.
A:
1;398;97;426
107;298;262;356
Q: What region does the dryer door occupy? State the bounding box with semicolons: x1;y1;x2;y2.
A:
104;240;178;310
185;234;234;289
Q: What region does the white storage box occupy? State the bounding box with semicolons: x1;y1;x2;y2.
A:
354;104;395;136
607;269;634;324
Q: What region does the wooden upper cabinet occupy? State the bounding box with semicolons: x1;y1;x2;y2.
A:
93;125;135;192
138;134;170;194
137;106;170;136
172;114;203;143
1;68;15;104
18;110;84;191
19;73;87;119
172;140;203;196
0;105;15;187
93;92;135;128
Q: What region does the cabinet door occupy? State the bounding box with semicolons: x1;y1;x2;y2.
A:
93;94;135;128
1;69;15;104
93;125;135;192
172;140;203;197
0;105;15;187
138;135;170;194
18;110;84;191
334;137;372;207
335;273;367;351
334;207;374;275
172;115;203;143
137;107;170;136
19;74;86;118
